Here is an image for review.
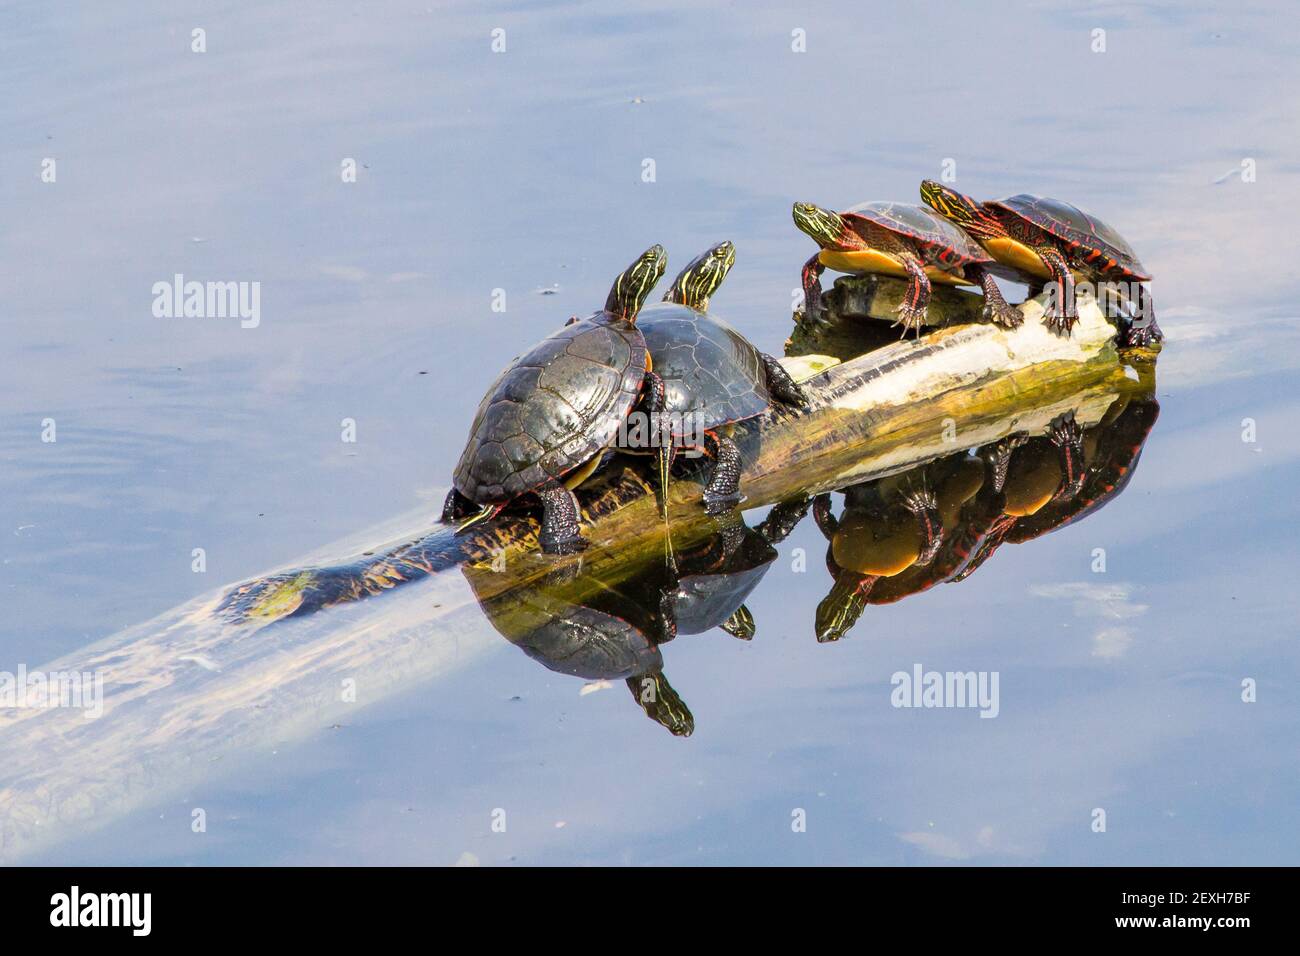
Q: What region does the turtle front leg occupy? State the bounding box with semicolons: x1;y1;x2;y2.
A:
801;254;827;322
1036;244;1079;336
900;482;943;565
1119;283;1163;348
760;353;810;409
536;478;587;554
701;431;744;514
1047;411;1086;501
969;264;1023;329
895;251;931;338
756;494;812;544
811;493;839;539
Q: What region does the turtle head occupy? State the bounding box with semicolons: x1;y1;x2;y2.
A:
814;572;875;643
920;180;999;239
664;240;735;310
792;202;849;249
627;671;694;737
605;244;668;321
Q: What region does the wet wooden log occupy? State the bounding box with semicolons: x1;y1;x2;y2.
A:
0;287;1157;861
221;285;1152;618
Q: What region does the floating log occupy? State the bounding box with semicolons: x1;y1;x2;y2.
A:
0;286;1156;861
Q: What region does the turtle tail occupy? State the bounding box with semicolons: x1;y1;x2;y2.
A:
656;444;673;519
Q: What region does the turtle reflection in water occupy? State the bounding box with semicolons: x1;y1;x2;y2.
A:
813;394;1159;642
464;497;810;736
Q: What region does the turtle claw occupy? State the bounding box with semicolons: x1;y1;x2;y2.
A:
1043;307;1079;338
985;300;1024;330
982;435;1026;494
893;304;928;339
800;299;832;330
1047;411;1083;450
1119;318;1163;349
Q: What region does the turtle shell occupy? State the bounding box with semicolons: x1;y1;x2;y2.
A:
990;194;1150;279
512;602;664;680
673;527;777;635
635;302;771;431
453;313;648;504
844;201;991;267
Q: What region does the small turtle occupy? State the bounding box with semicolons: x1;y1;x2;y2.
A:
792;200;1022;335
920;181;1160;346
471;565;694;737
633;241;810;514
442;245;667;554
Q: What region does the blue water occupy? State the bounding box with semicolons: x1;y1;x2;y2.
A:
3;0;1299;864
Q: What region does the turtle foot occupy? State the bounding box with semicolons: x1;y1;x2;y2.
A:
1047;412;1086;499
1047;411;1083;451
982;436;1026;494
799;301;832;331
893;304;928;339
1043;308;1079;338
757;495;812;544
1119;318;1163;349
762;353;811;410
985;300;1024;330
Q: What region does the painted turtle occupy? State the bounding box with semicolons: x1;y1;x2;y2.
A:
792;200;1022;335
633;241;811;514
442;245;667;554
919;181;1160;347
469;562;694;737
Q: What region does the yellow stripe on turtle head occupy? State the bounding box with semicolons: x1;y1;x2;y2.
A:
665;240;735;310
793;202;849;248
606;244;667;320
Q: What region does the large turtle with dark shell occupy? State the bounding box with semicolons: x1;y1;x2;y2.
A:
792;200;1022;335
468;560;694;737
920;181;1160;347
632;241;810;514
442;245;668;554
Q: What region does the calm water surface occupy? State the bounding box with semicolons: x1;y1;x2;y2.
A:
2;0;1299;864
